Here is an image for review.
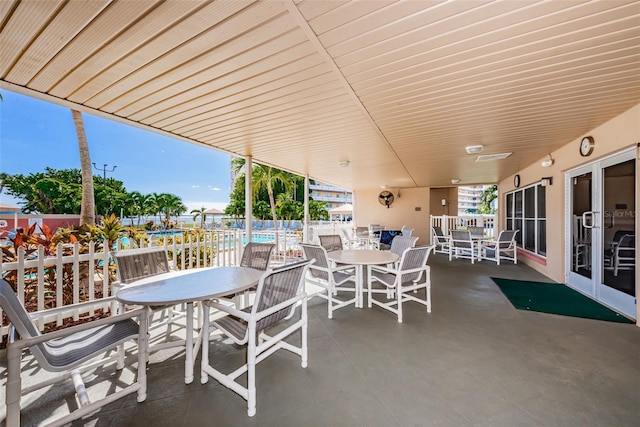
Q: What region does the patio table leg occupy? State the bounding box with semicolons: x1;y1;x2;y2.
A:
185;302;194;384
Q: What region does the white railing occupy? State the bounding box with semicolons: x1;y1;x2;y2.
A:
430;215;497;238
1;225;351;339
1;230;243;339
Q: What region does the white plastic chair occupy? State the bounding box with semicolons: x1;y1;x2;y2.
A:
480;230;519;265
449;230;478;264
431;226;450;254
200;260;313;417
300;243;357;318
113;247;188;353
1;279;147;427
368;246;434;323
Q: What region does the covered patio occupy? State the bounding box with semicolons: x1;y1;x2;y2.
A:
3;254;637;426
1;1;638;424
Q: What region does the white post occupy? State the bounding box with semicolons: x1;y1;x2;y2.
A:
303;174;310;243
245;155;253;244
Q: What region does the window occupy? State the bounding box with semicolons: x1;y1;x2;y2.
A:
505;183;546;257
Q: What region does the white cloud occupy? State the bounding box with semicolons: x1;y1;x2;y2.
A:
191;185;200;188
208;186;221;191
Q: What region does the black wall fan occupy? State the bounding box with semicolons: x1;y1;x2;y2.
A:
378;190;394;208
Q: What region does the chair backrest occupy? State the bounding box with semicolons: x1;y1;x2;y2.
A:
252;259;313;331
497;230;518;249
113;247;170;284
397;246;433;284
432;226;447;242
300;243;330;281
355;226;369;238
240;242;275;271
319;234;343;252
617;234;635;258
401;226;414;237
468;226;484;237
0;279;56;368
0;279;41;342
450;230;472;248
389;235;419;257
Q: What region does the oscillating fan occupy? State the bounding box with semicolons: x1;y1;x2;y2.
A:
378;191;394;208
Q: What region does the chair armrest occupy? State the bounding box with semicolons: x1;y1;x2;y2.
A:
206;299;250;320
15;307;147;348
28;297;117;320
333;263;356;273
369;264;397;274
206;292;307;322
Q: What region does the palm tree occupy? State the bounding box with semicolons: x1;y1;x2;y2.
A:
191;207;207;229
71;110;95;226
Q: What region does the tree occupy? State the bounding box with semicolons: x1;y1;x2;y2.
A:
191;207;207;229
479;184;498;214
71;110;95;226
308;200;329;221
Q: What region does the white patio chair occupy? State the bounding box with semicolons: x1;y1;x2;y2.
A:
367;245;434;323
604;232;635;276
300;243;357;318
113;247;187;353
1;279;147;427
449;230;478;264
200;259;313;417
480;230;519;265
236;242;275;305
388;235;419;268
401;225;414;236
318;234;344;252
431;226;450;254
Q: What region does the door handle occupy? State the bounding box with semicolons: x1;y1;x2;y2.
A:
582;211;598;229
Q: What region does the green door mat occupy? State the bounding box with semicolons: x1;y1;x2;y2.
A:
491;278;634;324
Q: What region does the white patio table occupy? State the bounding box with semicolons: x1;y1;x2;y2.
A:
327;249;398;308
116;266;263;384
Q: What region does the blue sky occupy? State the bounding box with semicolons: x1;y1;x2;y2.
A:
0;90;231;212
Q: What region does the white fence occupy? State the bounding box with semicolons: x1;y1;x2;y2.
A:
430;215;497;238
0;223;355;339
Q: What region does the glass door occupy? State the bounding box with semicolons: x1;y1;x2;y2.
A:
566;149;636;318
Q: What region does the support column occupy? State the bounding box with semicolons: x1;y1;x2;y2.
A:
245;156;253;243
303;175;310;243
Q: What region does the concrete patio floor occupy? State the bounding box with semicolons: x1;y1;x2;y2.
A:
2;253;639;426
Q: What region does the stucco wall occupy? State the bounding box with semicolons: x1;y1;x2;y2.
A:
353;103;639;323
498;103;640;323
353;188;431;244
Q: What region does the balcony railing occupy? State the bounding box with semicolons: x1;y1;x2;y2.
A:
1;227;313;340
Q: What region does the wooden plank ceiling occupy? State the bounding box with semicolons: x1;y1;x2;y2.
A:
1;0;639;191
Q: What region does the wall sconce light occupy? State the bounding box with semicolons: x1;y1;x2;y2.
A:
540;154;554;168
441;199;447;206
541;177;553;186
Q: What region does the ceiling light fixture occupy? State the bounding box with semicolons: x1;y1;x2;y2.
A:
338;160;349;167
451;179;460;184
465;145;484;155
540;154;554;168
476;152;512;162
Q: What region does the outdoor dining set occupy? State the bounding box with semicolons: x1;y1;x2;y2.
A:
1;228;435;426
431;225;519;265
